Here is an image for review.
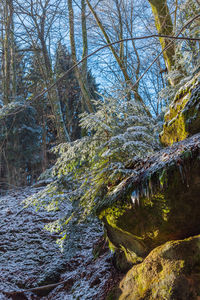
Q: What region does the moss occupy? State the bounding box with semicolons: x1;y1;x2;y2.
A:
99;202;132;227
160;72;200;146
120;245;143;265
100;188;172;259
113;247;141;272
180;149;192;159
160;109;189;146
120;235;200;300
167;93;191;121
99;135;200;277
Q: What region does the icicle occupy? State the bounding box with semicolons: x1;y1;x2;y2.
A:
131;190;137;206
148;177;153;197
144;182;150;200
131;189;140;208
178;164;185;184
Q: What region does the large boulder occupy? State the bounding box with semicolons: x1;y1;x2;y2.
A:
160;71;200;146
99;134;200;264
101;72;200;298
119;234;200;300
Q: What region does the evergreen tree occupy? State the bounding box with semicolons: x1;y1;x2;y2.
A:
26;52;57;169
55;43;99;141
15;45;28;100
55;43;82;141
26;95;160;229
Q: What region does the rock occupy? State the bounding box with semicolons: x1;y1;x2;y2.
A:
160;71;200;146
98;134;200;264
119;234;200;300
113;249;139;273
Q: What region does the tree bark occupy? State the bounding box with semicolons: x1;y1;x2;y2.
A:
85;0;151;116
81;0;88;83
3;0;11;104
35;6;70;143
148;0;175;73
68;0;94;113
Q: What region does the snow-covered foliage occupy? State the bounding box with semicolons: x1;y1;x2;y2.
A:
27;96;160;229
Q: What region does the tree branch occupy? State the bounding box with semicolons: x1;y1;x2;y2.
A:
132;13;200;89
31;14;200;103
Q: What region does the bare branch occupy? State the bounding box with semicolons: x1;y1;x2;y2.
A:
132;13;200;89
16;47;41;52
32;29;200;103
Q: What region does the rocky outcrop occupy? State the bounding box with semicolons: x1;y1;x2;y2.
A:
99;133;200;267
119;234;200;300
100;72;200;299
160;71;200;146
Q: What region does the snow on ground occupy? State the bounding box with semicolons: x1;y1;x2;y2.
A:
0;187;120;299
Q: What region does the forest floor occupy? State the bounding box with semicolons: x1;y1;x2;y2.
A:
0;187;122;300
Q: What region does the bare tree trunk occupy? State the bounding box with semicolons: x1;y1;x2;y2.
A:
42;112;48;171
68;0;94;113
85;0;151;116
81;0;88;84
14;0;70;143
3;0;11;104
115;0;124;61
1;0;16;104
10;0;16;99
39;37;70;142
148;0;175;73
34;15;70;142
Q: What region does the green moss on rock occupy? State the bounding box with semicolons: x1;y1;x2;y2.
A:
119;235;200;299
99;134;200;267
160;71;200;146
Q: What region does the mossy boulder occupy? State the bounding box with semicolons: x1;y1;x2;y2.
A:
160;71;200;146
119;235;200;300
98;134;200;264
